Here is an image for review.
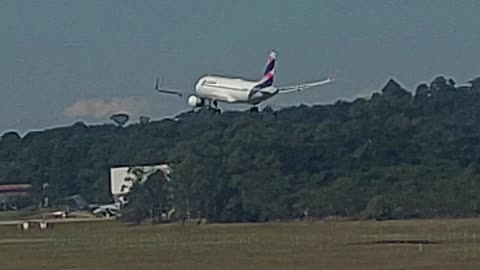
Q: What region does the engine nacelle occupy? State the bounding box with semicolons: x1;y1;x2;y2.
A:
187;95;204;107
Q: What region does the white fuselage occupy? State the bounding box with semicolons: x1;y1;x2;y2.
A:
195;75;277;105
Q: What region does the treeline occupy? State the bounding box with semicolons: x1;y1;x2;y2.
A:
2;76;480;221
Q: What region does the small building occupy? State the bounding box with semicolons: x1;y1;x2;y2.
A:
0;183;32;210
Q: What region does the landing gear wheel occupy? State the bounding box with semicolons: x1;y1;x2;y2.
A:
208;107;222;114
250;106;259;113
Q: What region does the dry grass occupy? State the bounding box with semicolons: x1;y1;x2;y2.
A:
1;218;480;270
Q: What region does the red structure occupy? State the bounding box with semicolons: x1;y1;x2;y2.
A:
0;184;32;195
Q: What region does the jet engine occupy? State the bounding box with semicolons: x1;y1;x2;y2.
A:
187;95;204;107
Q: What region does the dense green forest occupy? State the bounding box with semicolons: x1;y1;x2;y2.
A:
2;76;480;222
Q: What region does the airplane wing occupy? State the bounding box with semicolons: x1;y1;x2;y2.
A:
277;76;334;94
154;78;190;97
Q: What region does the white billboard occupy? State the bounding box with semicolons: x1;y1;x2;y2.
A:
110;164;172;196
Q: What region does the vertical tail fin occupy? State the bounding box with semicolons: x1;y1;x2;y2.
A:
263;50;276;76
255;50;276;89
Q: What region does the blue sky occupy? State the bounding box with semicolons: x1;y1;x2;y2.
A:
1;1;479;134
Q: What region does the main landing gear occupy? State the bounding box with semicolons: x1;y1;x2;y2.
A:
249;106;259;113
208;100;222;114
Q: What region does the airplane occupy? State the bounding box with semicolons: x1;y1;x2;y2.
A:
91;203;121;218
154;50;334;113
64;194;122;218
51;210;67;218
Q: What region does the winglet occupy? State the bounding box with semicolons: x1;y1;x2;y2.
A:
154;77;163;90
327;72;336;82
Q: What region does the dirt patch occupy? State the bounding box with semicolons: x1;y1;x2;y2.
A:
348;239;441;246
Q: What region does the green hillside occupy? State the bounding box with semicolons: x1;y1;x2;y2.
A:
2;76;480;221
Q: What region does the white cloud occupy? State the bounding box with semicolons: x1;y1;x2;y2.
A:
64;97;147;120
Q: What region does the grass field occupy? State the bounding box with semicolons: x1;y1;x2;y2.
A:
1;218;480;270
